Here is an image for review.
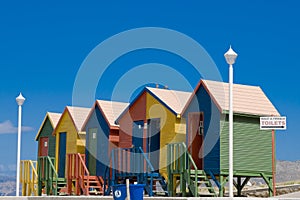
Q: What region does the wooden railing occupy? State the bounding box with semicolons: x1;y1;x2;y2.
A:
67;153;90;195
167;142;198;196
20;160;38;196
37;156;58;195
109;147;155;195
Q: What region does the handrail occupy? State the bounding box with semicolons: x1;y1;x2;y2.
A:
20;160;38;196
38;156;58;195
103;153;112;195
167;142;199;197
111;147;156;174
77;153;90;195
46;157;58;177
138;147;155;172
77;153;89;176
67;153;90;195
29;161;38;178
109;147;156;196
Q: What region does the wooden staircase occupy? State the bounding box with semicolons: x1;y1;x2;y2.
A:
20;160;38;196
67;153;104;195
167;143;216;197
105;147;168;196
146;172;168;196
184;169;216;197
37;156;67;195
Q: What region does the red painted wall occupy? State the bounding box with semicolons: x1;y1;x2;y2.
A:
119;91;147;148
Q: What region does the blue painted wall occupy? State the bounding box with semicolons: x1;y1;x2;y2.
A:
183;85;221;174
85;105;110;177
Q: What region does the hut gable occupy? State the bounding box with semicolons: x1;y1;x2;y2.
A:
95;100;129;128
35;112;61;141
146;87;191;115
184;80;280;117
66;106;91;131
35;112;61;158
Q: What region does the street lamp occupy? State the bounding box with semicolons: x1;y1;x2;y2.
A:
16;93;25;196
224;46;238;198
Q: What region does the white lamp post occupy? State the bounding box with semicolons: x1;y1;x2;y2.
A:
224;46;238;198
16;93;25;196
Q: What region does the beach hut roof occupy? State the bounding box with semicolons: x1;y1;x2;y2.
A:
182;79;280;117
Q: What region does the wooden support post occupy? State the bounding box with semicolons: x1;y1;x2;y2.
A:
167;144;173;197
180;147;187;197
38;159;42;196
261;173;273;197
272;129;276;196
237;177;242;196
241;177;250;189
269;177;274;197
181;172;186;197
219;175;224;197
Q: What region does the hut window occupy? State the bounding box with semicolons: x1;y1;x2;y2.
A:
92;132;97;139
44;141;48;147
198;113;204;135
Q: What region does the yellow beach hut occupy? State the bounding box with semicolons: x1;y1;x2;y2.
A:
53;106;90;178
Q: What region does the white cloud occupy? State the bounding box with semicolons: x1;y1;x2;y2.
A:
0;164;16;172
0;120;34;134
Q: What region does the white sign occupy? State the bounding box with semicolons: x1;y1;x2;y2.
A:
114;190;122;198
260;116;286;130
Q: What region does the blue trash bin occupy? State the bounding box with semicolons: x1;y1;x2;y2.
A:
112;184;145;200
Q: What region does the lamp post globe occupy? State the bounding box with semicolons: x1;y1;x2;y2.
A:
224;46;237;198
224;45;238;65
16;93;25;106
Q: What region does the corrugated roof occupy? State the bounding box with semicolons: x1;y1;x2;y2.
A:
202;80;280;116
66;106;91;131
96;100;129;127
35;112;61;140
146;87;192;114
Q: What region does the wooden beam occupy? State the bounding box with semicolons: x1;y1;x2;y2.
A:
261;173;273;196
241;177;251;190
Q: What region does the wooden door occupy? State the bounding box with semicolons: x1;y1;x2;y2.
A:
188;112;204;169
58;132;67;178
147;118;160;171
88;128;97;176
39;137;49;156
132;120;144;148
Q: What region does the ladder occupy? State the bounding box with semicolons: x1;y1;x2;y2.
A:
67;153;104;195
20;160;38;196
167;143;216;197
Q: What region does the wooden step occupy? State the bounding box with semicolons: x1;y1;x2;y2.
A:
85;180;100;184
88;190;103;195
84;176;98;180
190;170;205;174
199;193;216;196
190;175;206;179
89;185;102;189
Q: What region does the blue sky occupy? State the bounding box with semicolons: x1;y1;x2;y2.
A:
0;0;299;167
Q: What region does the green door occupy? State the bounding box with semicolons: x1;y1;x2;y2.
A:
88;128;97;176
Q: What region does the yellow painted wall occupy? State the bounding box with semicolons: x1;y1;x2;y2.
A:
146;93;186;176
54;110;85;174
